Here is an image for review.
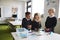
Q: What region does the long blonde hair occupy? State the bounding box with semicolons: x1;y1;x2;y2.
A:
33;13;41;23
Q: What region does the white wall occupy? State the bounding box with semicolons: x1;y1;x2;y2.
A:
32;0;44;17
0;0;25;20
58;0;60;18
55;0;60;34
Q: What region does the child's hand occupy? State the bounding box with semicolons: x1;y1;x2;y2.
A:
28;25;32;29
45;28;51;32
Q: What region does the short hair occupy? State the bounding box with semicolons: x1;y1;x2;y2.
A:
48;8;56;13
25;12;31;16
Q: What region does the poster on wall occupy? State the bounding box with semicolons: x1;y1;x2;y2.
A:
12;8;18;14
12;8;18;18
46;0;56;6
0;8;1;17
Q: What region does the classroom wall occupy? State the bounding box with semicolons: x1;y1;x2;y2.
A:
0;0;26;24
55;0;60;34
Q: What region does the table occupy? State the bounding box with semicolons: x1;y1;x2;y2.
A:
9;20;22;26
8;20;22;32
11;32;60;40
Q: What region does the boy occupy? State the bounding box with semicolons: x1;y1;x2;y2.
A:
45;8;57;32
22;12;32;30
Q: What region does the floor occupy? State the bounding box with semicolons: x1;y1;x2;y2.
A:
0;25;13;40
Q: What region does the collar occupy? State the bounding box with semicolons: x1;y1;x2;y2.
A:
49;15;55;18
35;19;39;22
26;18;30;21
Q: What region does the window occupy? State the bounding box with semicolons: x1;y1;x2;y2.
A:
25;0;44;17
27;0;31;6
26;0;32;12
0;8;1;17
28;8;31;12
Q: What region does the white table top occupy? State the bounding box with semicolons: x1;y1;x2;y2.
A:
9;20;22;25
11;32;60;40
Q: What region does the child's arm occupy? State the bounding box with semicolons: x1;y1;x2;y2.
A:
45;17;49;28
52;17;57;27
22;18;27;29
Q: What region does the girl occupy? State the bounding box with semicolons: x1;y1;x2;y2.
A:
32;13;42;31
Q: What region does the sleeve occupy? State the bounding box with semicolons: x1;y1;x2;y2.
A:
52;17;57;28
39;23;42;28
31;21;38;30
22;18;27;29
45;17;48;27
30;19;32;25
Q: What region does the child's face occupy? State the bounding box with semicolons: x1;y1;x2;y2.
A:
26;14;31;19
35;15;39;20
48;9;54;16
